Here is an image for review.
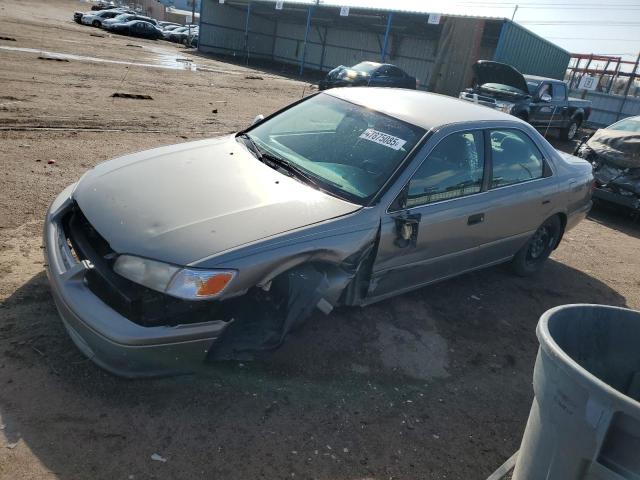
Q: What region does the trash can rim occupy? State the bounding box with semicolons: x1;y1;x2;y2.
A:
537;303;640;412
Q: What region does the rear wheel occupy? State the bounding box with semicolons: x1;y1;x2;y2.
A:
511;216;562;276
561;119;580;141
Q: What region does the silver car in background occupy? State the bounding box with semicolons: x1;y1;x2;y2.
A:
44;88;593;377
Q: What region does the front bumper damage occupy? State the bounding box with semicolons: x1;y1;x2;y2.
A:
577;139;640;213
44;188;232;378
44;188;367;377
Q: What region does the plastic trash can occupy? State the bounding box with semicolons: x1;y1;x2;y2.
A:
513;304;640;480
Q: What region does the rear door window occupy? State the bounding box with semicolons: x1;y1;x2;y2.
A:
387;67;404;78
406;131;485;207
490;129;545;188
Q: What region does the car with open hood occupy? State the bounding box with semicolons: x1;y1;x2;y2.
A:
576;115;640;215
460;61;591;141
44;88;593;377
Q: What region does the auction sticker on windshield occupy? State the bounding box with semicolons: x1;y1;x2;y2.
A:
359;128;407;151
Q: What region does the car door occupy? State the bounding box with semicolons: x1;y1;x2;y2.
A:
368;129;498;300
474;127;557;263
141;23;153;39
529;82;555;127
551;83;570;127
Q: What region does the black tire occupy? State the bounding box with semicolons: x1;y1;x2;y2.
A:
92;20;100;27
511;216;562;277
560;118;580;141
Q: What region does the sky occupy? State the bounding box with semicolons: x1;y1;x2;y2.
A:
315;0;640;67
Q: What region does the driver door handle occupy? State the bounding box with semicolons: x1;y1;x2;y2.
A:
468;213;485;226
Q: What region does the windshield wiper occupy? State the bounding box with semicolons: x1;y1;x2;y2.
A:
238;133;263;159
237;133;320;188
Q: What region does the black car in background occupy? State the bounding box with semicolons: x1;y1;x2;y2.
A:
91;1;116;10
102;13;159;29
106;20;163;40
319;62;417;90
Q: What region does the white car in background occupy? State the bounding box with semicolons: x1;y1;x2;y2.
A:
81;9;131;27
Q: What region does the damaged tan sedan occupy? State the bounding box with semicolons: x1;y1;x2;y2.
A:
44;88;593;377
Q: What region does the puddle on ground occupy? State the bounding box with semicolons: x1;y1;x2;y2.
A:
0;45;241;75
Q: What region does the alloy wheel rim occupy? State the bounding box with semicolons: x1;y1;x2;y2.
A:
527;226;551;262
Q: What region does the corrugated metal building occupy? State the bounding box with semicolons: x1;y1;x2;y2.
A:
197;0;570;96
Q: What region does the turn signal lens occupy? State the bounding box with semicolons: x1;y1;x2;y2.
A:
166;269;236;300
196;272;234;297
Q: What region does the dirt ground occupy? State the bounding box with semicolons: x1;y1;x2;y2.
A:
0;1;639;479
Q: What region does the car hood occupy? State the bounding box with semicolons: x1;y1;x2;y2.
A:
73;135;361;266
472;60;529;95
587;128;640;169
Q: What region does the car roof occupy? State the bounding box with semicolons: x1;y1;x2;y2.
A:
324;88;520;131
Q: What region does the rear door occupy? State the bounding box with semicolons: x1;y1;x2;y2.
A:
477;127;557;261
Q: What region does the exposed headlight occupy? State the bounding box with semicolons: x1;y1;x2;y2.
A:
113;255;235;300
495;102;514;114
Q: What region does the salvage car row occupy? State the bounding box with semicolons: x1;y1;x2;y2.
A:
73;7;198;45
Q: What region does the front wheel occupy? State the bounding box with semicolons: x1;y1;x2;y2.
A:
560;119;580;141
511;216;562;276
92;20;100;27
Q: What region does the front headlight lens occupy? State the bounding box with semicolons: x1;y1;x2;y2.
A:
113;255;178;292
113;255;234;300
495;102;514;114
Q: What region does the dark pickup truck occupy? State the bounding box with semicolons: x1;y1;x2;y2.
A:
459;61;591;141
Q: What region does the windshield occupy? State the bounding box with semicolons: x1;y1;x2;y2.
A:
112;14;131;22
480;82;527;95
609;116;640;133
351;62;380;74
243;94;425;204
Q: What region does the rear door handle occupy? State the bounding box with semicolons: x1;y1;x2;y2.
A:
468;213;485;226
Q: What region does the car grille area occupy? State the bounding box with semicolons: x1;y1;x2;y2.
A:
61;204;225;327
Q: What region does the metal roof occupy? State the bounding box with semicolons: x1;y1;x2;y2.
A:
225;0;508;21
324;87;519;130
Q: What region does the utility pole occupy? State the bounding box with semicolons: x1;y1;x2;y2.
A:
188;0;196;44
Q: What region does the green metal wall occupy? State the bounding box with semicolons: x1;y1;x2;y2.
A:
493;20;570;80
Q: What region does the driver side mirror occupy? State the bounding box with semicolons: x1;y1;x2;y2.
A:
539;93;552;103
251;114;265;126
